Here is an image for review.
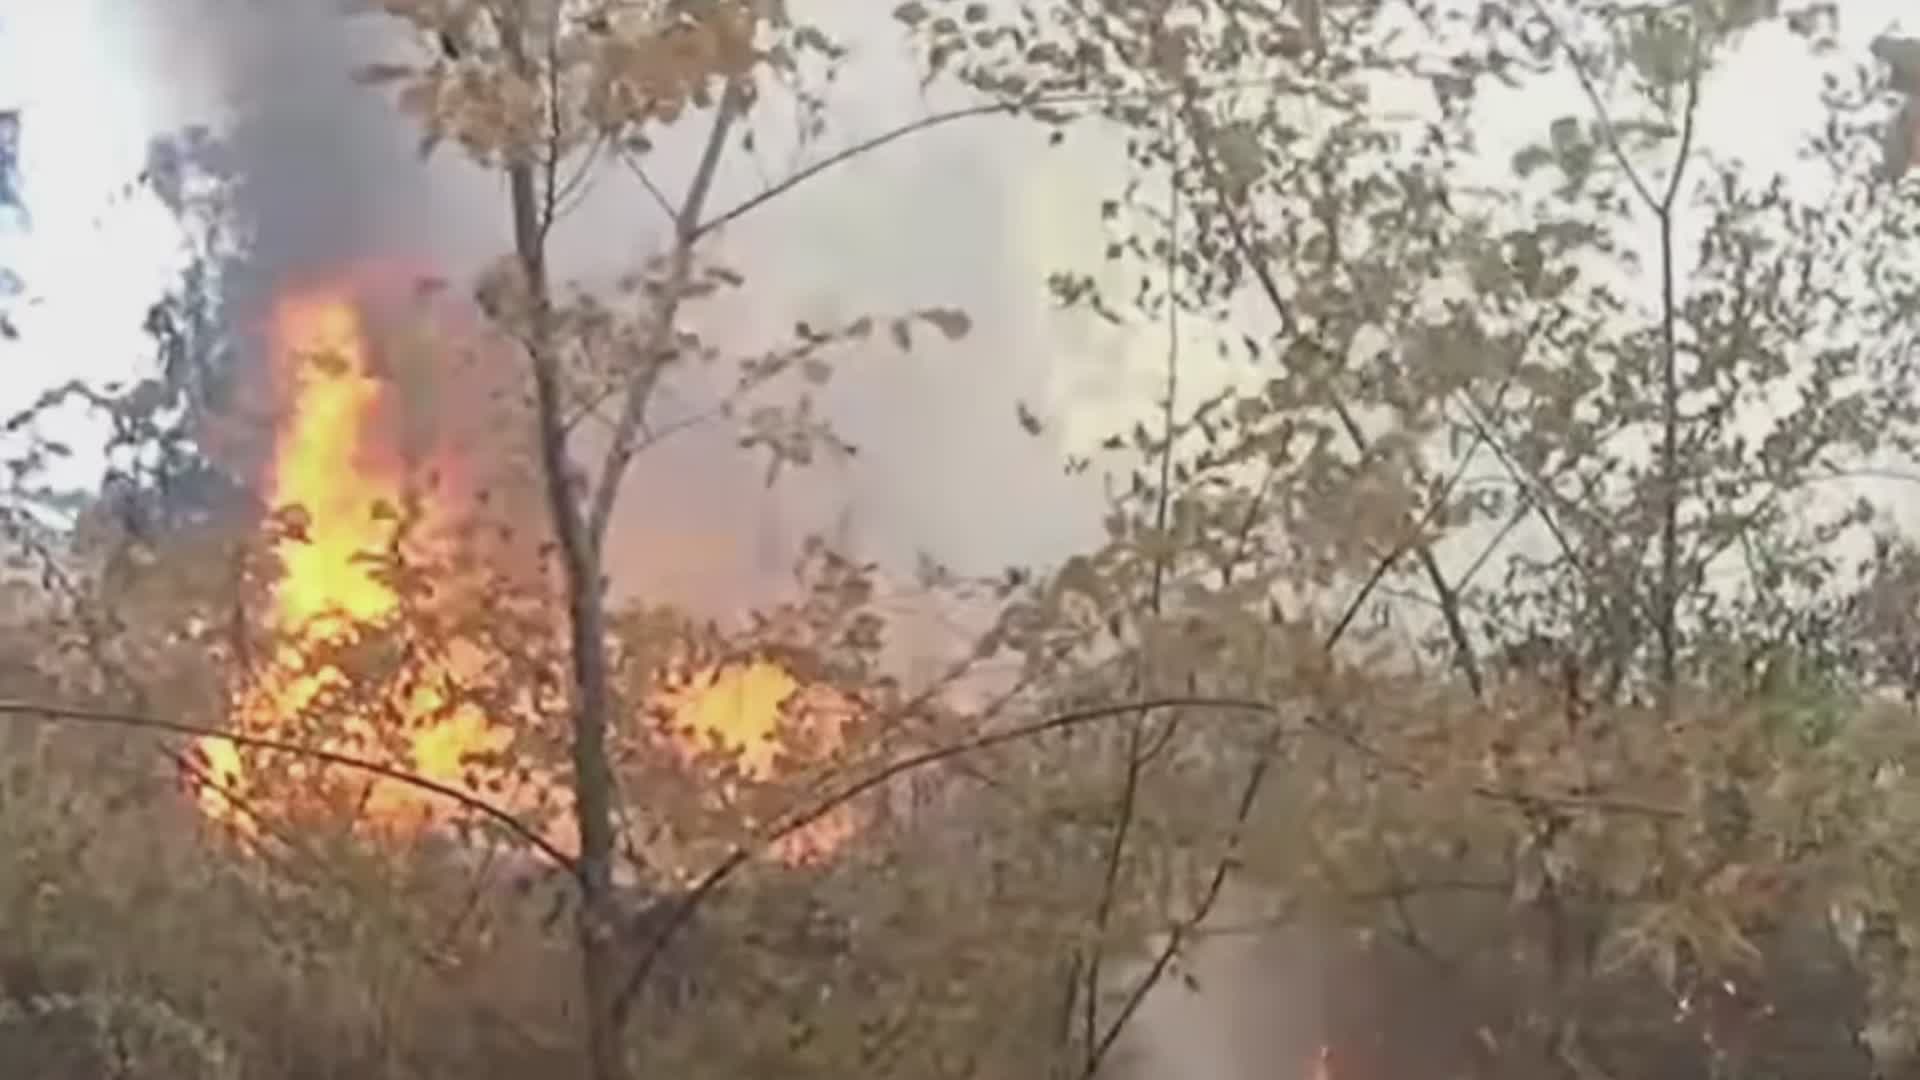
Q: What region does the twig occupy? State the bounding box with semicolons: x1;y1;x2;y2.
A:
618;150;678;221
0;699;575;872
610;693;1279;1022
1078;103;1185;1064
689;79;1289;243
1523;0;1659;209
1655;21;1704;707
585;84;741;550
690;100;1023;241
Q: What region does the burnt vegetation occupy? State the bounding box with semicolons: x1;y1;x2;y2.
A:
9;0;1920;1078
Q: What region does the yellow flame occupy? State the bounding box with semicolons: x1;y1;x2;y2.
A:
676;661;801;776
669;660;852;862
197;284;852;866
268;298;393;625
198;290;506;828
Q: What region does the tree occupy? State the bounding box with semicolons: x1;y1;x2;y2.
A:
901;0;1920;1074
5;2;1100;1074
15;1;1920;1078
361;4;997;1077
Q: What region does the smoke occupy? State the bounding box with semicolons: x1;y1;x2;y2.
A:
208;10;429;303
137;0;1112;622
125;6;1340;1076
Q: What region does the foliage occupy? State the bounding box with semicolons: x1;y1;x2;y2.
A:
0;107;22;341
897;0;1920;1073
11;1;1920;1079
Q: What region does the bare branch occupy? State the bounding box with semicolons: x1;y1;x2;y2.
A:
1525;0;1660;210
618;150;678;221
585;86;742;549
1656;24;1705;704
687;81;1320;243
690;100;1023;242
1078;105;1185;1063
0;698;576;871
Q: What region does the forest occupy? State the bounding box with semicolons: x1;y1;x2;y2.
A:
5;1;1920;1078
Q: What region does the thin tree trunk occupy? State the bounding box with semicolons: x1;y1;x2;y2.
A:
508;166;629;1080
493;10;626;1078
1654;29;1701;715
509;158;629;1080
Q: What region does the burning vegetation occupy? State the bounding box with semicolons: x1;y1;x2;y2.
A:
21;4;1920;1080
194;273;851;864
658;658;855;863
197;282;508;829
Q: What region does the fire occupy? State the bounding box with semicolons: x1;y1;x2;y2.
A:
268;298;391;624
673;660;807;777
667;659;854;862
198;274;854;866
198;285;507;828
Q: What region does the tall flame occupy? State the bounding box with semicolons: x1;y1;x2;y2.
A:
269;297;392;625
199;286;506;828
199;277;854;864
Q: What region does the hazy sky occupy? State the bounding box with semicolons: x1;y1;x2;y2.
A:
0;2;193;499
0;8;1912;1077
0;2;184;381
0;0;1910;545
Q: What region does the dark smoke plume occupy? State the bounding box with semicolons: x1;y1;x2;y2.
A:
148;0;1102;615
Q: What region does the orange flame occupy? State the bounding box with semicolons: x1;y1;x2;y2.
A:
667;660;854;863
198;286;506;829
198;276;854;865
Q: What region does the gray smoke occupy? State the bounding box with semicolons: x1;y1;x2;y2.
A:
144;3;450;316
137;0;1104;617
128;5;1331;1077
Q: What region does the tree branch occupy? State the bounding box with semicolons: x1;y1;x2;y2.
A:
0;698;575;871
1525;0;1660;210
609;693;1278;1023
690;100;1024;242
1078;106;1185;1065
1082;720;1283;1078
1169;91;1485;697
585;86;742;550
1656;22;1704;706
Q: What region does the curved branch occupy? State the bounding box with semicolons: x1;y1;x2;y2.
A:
0;699;576;873
1524;0;1660;210
609;693;1277;1022
1167;89;1485;697
610;679;1680;1024
1080;108;1186;1062
689;100;1024;242
687;81;1279;243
